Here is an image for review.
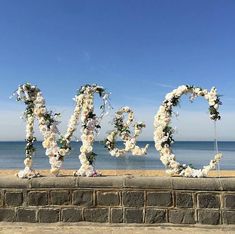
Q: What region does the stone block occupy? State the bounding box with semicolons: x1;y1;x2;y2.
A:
31;177;76;188
224;194;235;209
123;191;144;207
61;208;82;222
5;191;23;206
125;208;143;223
38;209;60;223
172;178;222;191
111;208;123;223
176;192;193;208
198;193;220;208
97;191;120;206
0;190;3;207
220;178;235;191
198;210;220;225
78;176;123;188
145;208;166;223
147;192;172;207
83;208;109;222
16;208;37;222
124;177;172;189
0;176;29;189
28;191;48;206
72;190;93;206
169;209;195;224
0;208;15;221
223;211;235;224
51;190;70;205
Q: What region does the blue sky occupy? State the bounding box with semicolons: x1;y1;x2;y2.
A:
0;0;235;141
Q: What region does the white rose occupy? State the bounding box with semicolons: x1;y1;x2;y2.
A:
155;143;162;151
59;149;66;156
160;156;169;165
214;104;219;110
165;93;174;101
209;100;215;106
194;88;201;94
110;150;116;156
204;94;209;100
214;153;222;161
184;166;193;177
125;106;130;111
166;169;175;176
24;158;32;167
170;160;180;169
178;85;187;93
191;169;203;178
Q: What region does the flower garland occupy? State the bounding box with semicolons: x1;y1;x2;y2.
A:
105;106;149;157
72;84;111;177
14;83;111;178
154;85;222;178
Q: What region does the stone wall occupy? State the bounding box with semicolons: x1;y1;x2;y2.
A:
0;176;234;225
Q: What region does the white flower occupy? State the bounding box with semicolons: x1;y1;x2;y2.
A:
122;106;130;112
155;127;164;139
214;104;219;110
106;134;114;142
177;85;187;93
170;160;180;169
184;166;193;177
191;169;203;178
194;88;201;94
110;150;116;156
160;156;169;166
59;149;66;156
209;100;215;106
24;158;32;167
215;153;222;161
155;143;162;151
165;93;174;101
166;169;175;176
49;157;62;168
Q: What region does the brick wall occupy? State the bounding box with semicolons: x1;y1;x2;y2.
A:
0;176;234;225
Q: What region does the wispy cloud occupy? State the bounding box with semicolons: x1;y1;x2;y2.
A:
153;82;175;89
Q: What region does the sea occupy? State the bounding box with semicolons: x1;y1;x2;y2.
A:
0;141;234;170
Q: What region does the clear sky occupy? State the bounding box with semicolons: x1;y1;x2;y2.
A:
0;0;235;141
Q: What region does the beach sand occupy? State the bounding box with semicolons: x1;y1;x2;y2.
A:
0;169;234;177
0;223;234;234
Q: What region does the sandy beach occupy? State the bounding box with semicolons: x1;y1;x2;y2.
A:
0;169;234;177
0;223;234;234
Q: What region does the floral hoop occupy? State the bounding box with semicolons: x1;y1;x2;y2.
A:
105;106;149;157
154;85;222;178
14;83;111;178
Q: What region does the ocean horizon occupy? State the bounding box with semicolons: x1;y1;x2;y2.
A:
0;141;234;170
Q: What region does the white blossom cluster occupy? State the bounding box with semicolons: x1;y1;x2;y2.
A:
105;106;149;157
154;85;222;178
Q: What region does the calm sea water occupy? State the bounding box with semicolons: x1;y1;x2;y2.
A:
0;141;234;170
